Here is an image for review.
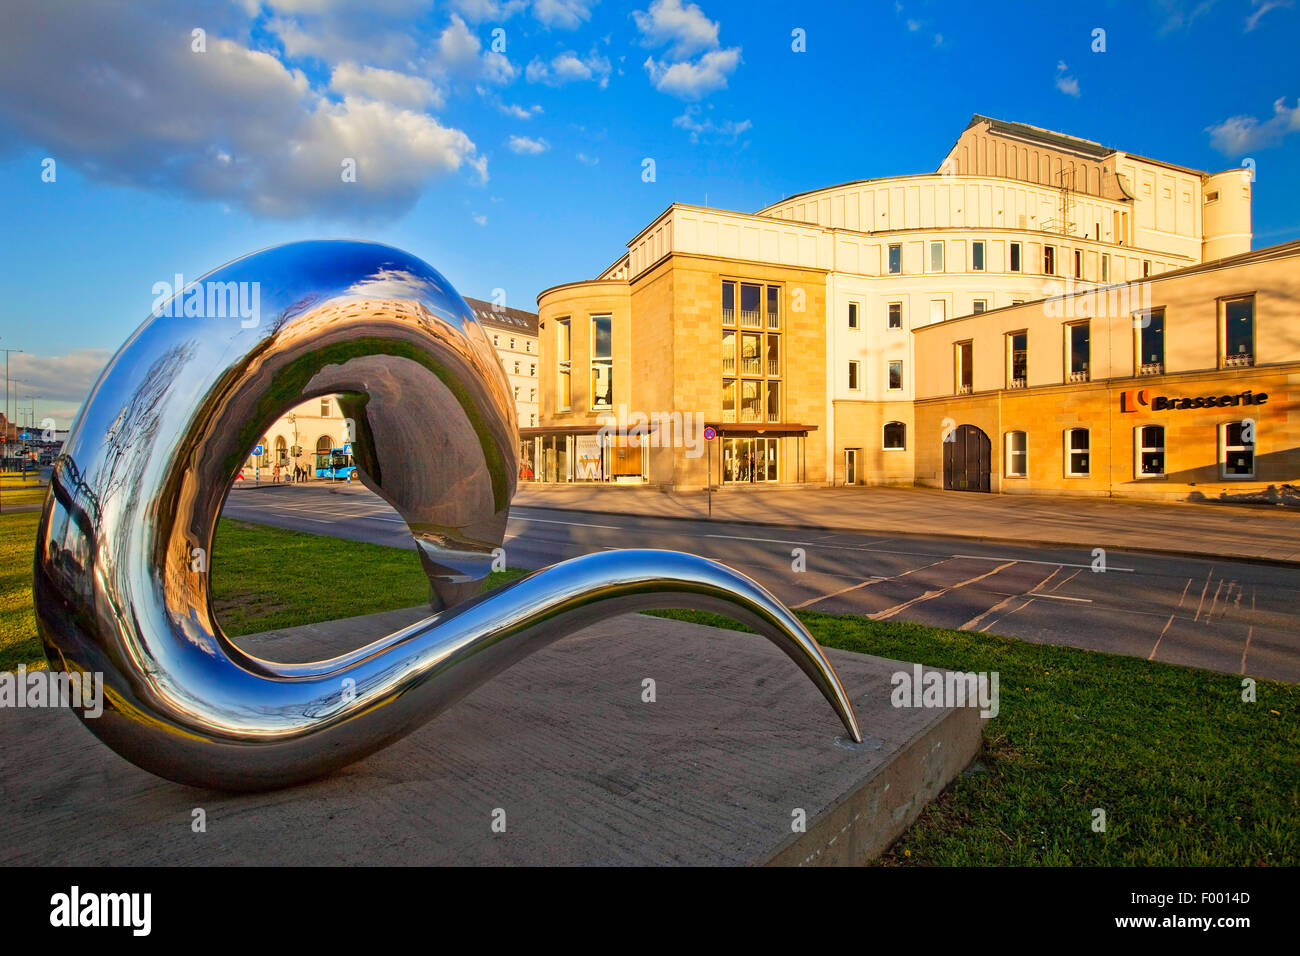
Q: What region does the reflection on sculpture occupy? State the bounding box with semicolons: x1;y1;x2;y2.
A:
33;240;861;791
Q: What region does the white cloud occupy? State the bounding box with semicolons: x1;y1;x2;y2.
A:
644;47;740;99
1055;60;1081;97
508;134;550;154
1245;0;1293;31
672;104;750;143
906;18;921;30
632;0;719;58
503;101;542;118
451;0;527;21
576;151;599;165
473;212;488;225
1206;96;1300;154
532;0;597;29
8;350;112;418
0;4;485;220
525;50;611;87
329;62;444;110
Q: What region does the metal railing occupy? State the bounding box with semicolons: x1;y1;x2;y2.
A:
767;360;779;376
740;309;761;328
767;310;779;329
1008;377;1026;389
1068;370;1090;383
721;308;735;325
1224;353;1254;368
1138;362;1164;376
722;357;735;373
958;383;972;395
741;357;760;374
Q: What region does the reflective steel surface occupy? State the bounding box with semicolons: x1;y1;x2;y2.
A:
34;240;861;791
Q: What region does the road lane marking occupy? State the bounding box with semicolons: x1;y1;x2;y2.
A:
1148;613;1176;660
980;599;1033;633
953;554;1133;572
1029;593;1092;603
1192;567;1214;622
792;559;948;610
869;561;1017;622
507;516;622;530
1241;588;1257;675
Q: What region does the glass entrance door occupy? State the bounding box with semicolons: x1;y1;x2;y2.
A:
722;437;778;483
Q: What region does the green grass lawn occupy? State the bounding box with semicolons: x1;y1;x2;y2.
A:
1;509;1295;865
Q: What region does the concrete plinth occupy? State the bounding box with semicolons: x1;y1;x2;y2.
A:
0;611;982;865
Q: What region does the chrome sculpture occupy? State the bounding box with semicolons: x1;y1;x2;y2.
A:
34;240;861;791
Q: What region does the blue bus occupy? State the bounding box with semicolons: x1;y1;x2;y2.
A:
315;447;357;481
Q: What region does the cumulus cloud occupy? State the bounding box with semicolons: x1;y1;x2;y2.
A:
1055;60;1081;97
451;0;528;21
1245;0;1293;31
0;2;486;220
635;0;739;99
644;48;740;99
632;0;719;58
330;62;444;110
8;350;113;424
508;134;550;154
1206;96;1300;154
672;104;750;143
533;0;597;29
525;50;611;87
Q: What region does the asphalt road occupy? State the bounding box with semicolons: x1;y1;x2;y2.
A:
222;482;1300;683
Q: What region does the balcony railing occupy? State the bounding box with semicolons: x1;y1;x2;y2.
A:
768;360;780;376
767;310;779;329
1008;377;1026;389
722;308;735;326
740;357;761;375
767;411;780;423
1068;370;1090;383
958;384;972;395
740;309;761;328
1139;362;1164;376
1224;353;1254;368
722;357;735;373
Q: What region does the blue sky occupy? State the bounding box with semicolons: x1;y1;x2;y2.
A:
1;0;1297;426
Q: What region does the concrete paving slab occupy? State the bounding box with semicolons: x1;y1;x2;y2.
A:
0;610;982;866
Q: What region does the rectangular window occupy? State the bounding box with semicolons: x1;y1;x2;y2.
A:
1007;331;1027;388
1065;428;1090;476
721;329;736;375
972;241;985;271
1222;295;1254;367
1136;425;1165;478
1101;253;1109;282
1136;308;1165;374
740;282;762;328
972;299;987;314
1143;260;1152;278
767;285;779;328
557;318;571;409
740;379;762;422
740;332;762;375
1005;431;1027;477
955;341;972;394
1044;245;1056;276
1221;421;1255;478
766;334;780;377
320;397;331;417
887;243;902;274
929;300;946;325
1067;321;1090;382
844;448;858;485
1074;249;1083;279
848;302;858;329
765;381;780;423
509;338;516;350
722;378;736;421
887;302;902;329
589;315;613;408
929;241;945;272
514;360;520;374
530;363;536;376
721;282;735;326
888;360;903;391
1010;242;1022;272
847;360;860;391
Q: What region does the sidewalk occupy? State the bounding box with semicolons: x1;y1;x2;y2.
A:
514;484;1300;565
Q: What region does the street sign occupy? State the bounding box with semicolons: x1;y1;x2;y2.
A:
343;443;352;455
253;444;264;456
19;432;29;441
703;426;716;441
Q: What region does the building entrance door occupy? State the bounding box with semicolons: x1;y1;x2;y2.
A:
943;424;991;492
722;436;778;482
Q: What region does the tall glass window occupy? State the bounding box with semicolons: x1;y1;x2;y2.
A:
1005;431;1027;477
557;318;571;408
929;241;945;272
1222;421;1255;477
972;241;985;271
590;314;612;408
1137;425;1165;477
888;244;902;274
1068;322;1090;381
1137;309;1165;374
1223;296;1254;367
1007;331;1027;387
1010;242;1022;272
1066;428;1090;476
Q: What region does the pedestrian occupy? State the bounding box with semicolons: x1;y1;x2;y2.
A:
272;462;281;483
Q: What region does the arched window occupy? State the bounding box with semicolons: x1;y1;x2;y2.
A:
275;435;287;464
883;421;906;450
258;436;270;467
316;435;333;454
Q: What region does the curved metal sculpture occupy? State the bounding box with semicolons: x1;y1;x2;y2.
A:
33;240;861;791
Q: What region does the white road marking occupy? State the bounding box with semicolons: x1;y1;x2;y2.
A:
1148;613;1176;660
507;516;622;530
1029;593;1092;603
953;554;1133;572
792;559;948;610
869;561;1017;622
